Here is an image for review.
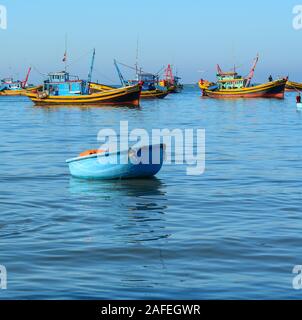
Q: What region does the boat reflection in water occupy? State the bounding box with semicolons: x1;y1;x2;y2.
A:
32;103;142;111
69;177;165;197
68;177;169;243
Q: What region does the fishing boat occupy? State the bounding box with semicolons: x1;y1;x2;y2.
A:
113;60;169;99
25;50;141;106
66;144;165;180
133;72;169;99
159;64;183;93
199;55;287;99
0;68;33;96
286;80;302;92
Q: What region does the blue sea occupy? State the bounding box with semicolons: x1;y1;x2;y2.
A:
1;86;302;299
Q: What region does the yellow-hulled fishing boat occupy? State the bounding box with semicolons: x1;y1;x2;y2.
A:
199;78;287;99
0;68;34;96
0;88;25;96
113;60;169;99
129;72;168;99
285;80;302;92
0;86;41;96
199;55;287;99
25;77;141;106
140;89;169;99
25;50;142;106
91;82;168;99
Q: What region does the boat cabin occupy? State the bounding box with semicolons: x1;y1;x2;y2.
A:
0;78;22;91
134;73;159;91
174;76;181;85
217;71;247;90
43;71;88;96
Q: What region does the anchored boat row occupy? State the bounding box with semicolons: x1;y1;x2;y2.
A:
0;50;184;105
2;52;301;104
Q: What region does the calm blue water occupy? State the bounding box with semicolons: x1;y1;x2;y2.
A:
1;86;302;299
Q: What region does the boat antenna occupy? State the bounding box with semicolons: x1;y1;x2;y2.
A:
135;36;139;75
63;34;68;72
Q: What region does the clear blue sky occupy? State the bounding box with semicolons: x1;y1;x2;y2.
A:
0;0;301;84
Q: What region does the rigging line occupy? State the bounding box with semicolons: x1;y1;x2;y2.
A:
116;60;159;76
226;55;258;73
65;49;94;69
93;67;116;84
115;60;138;72
155;66;165;76
31;65;47;77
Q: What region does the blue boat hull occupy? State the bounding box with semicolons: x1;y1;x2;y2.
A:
66;144;165;180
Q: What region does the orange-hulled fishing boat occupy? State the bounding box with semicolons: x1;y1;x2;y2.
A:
199;55;287;99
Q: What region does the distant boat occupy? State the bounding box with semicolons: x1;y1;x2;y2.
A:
159;64;183;93
25;50;141;106
199;55;287;99
0;68;34;96
286;80;302;92
297;103;302;109
66;144;165;180
113;60;169;99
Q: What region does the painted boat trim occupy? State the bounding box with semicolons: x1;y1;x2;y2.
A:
91;82;168;99
25;84;141;105
200;79;287;99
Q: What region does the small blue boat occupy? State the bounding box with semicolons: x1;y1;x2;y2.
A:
66;144;165;180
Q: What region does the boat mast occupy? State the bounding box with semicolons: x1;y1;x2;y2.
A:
86;48;96;94
21;67;32;88
135;36;139;76
63;34;68;72
88;48;96;84
114;59;126;86
245;54;259;87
